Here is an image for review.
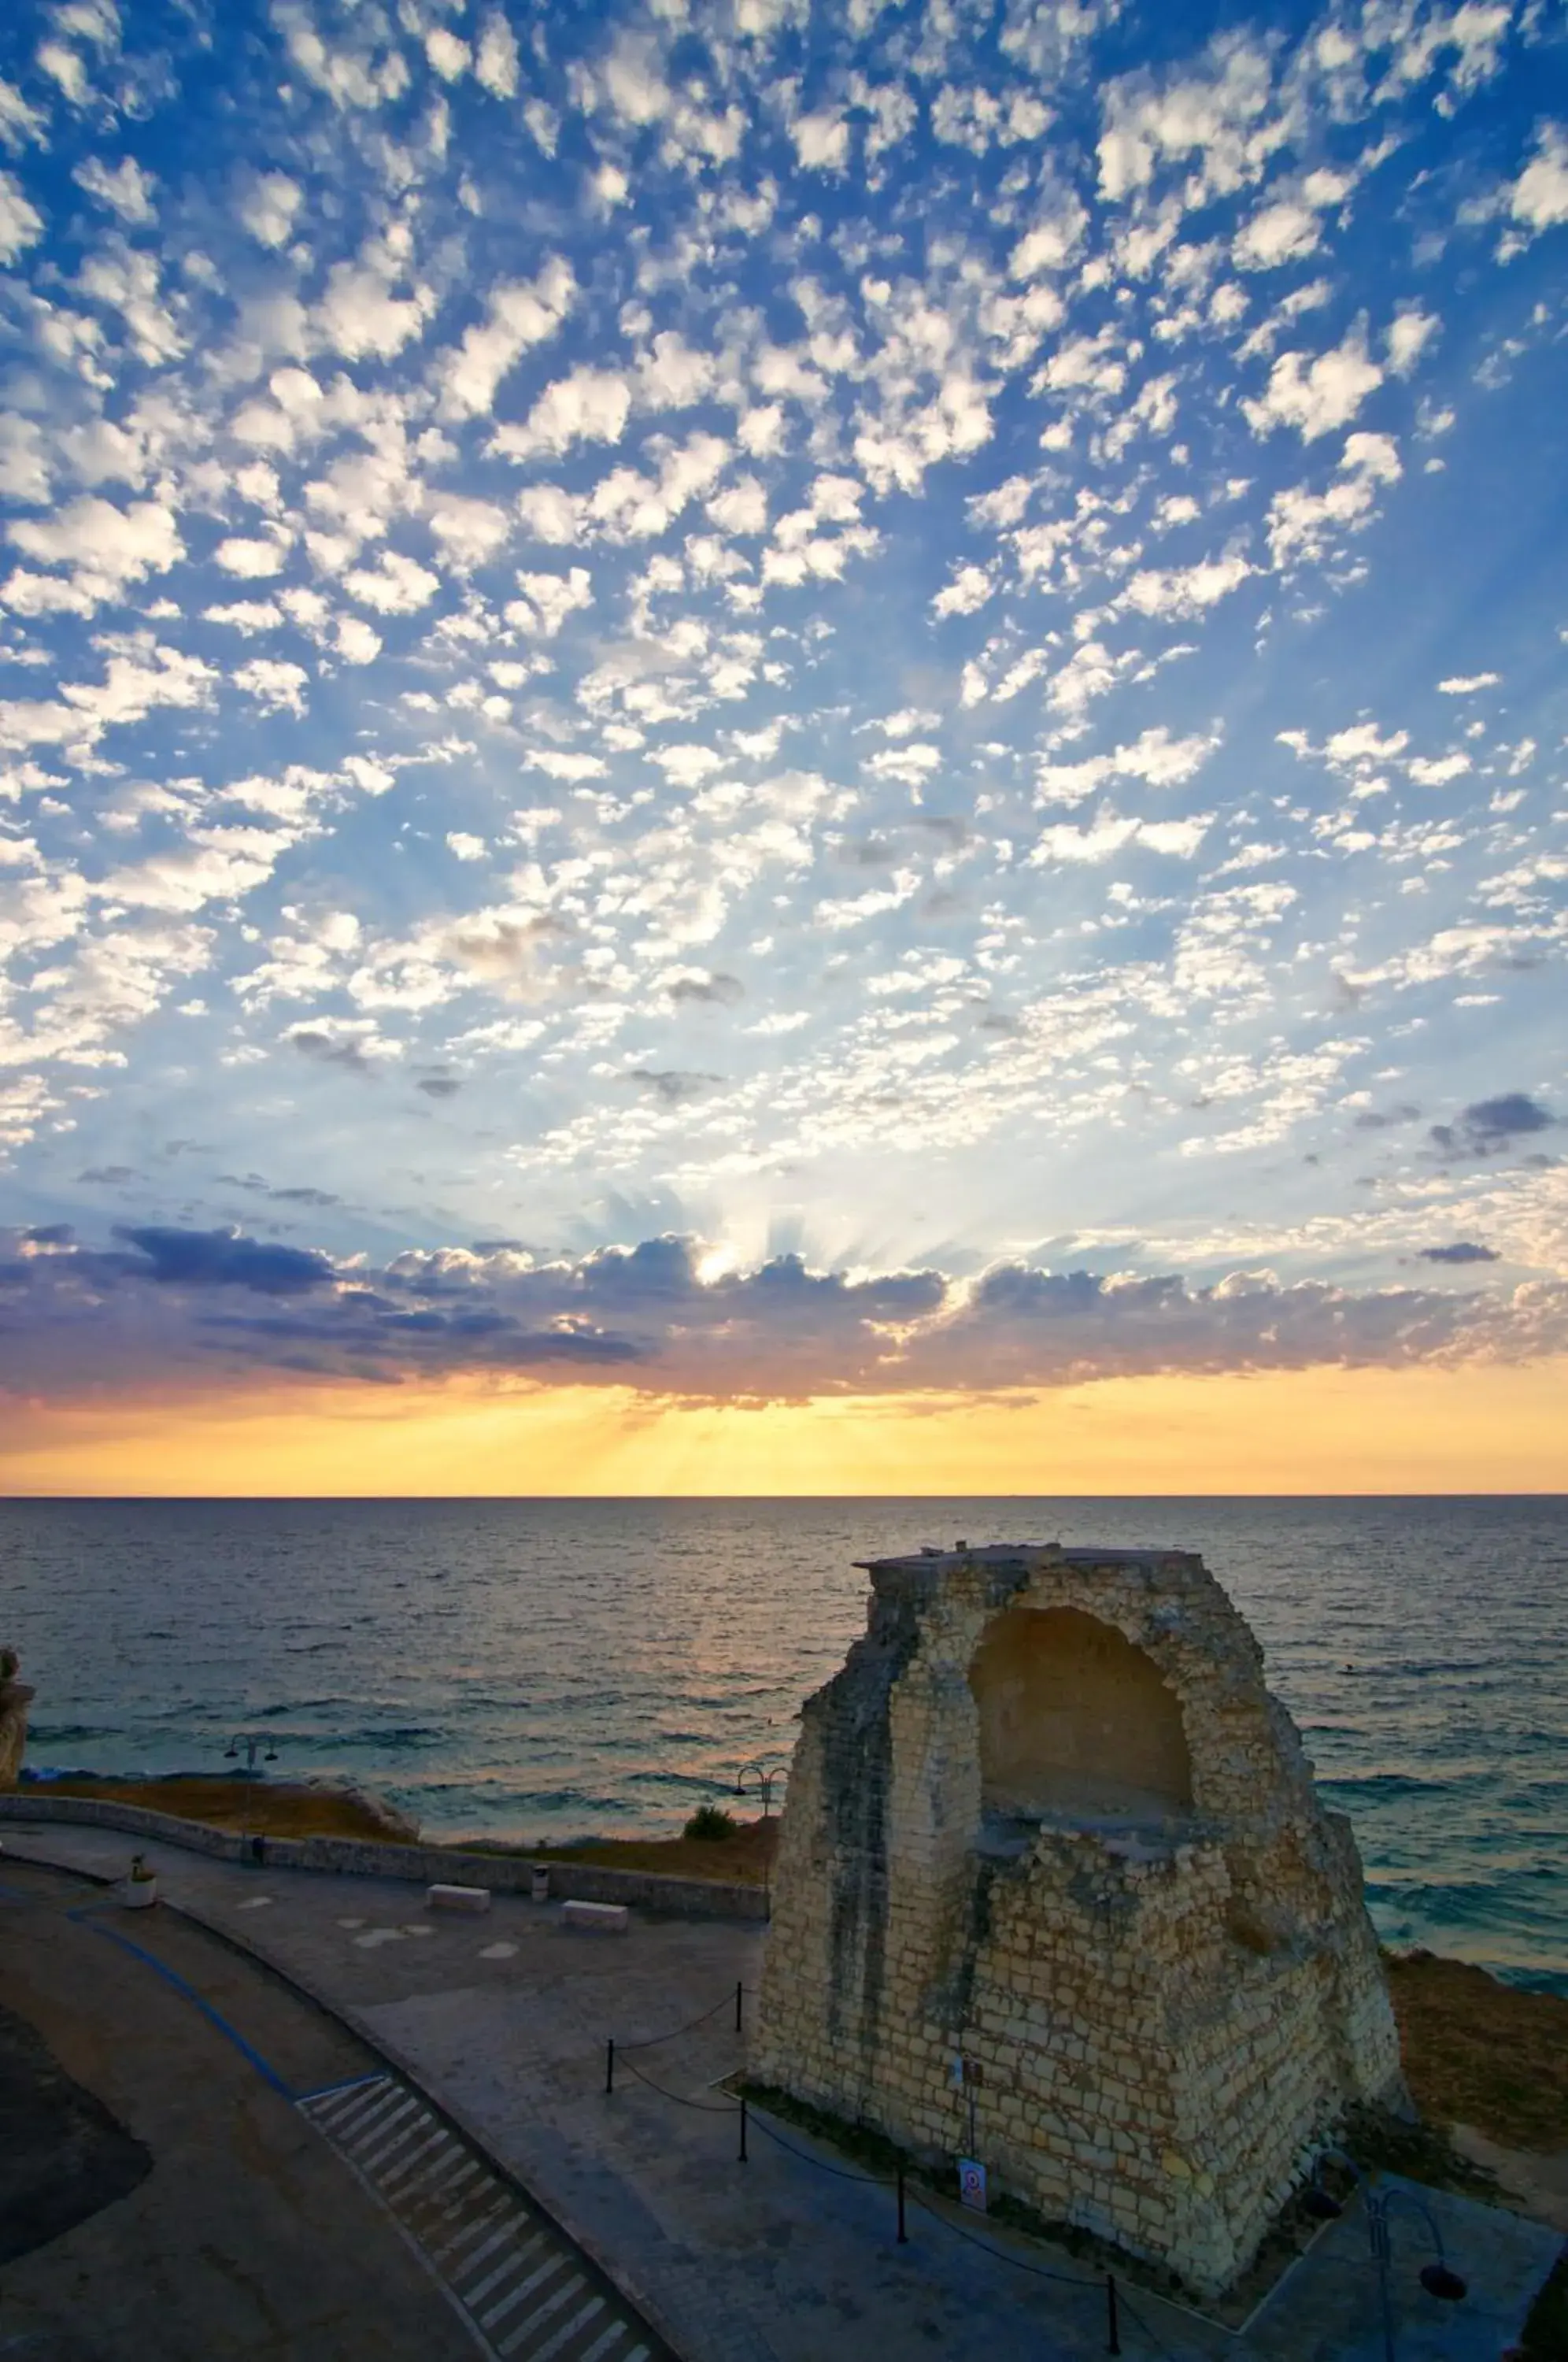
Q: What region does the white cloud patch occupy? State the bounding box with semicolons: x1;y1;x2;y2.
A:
1233;199;1322;271
1386;306;1438;376
6;495;183;611
932;563;995;617
0;169;45;265
232;658;309;715
316;254;435;362
435;258;575;420
342;549;441;613
239;171;303;249
1030;809;1213;863
1507;123;1568;239
508;566;593;637
213;533;290;579
1244;325;1383;440
490;365;631;462
1036;724;1221;806
73;156;157;224
1266;431;1401;568
426;494;512;569
1120;551;1252;618
792;109;850;172
475;13;520;98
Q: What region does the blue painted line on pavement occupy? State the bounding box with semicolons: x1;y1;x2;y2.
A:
296;2068;386;2103
71;1908;295;2099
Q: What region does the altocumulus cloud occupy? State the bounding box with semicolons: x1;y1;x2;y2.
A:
2;1224;1566;1405
0;0;1565;1417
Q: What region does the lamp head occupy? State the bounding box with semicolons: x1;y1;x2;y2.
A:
224;1742;238;1760
1419;2263;1466;2304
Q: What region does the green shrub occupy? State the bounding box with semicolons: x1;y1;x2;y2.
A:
683;1804;737;1842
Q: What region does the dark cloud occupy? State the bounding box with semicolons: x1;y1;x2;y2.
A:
269;1187;340;1206
470;1238;523;1253
289;1031;383;1075
78;1165;139;1184
625;1068;722;1104
1429;1094;1555;1160
417;1077;462;1098
915;816;974;849
1352;1104;1421;1131
668;972;744;1005
579;1236;699;1299
114;1225;336;1295
24;1224;74;1246
2;1224;1562;1406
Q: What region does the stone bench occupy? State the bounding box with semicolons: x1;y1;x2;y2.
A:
561;1899;628;1934
425;1883;491;1915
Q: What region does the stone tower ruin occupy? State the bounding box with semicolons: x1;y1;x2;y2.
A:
750;1543;1405;2296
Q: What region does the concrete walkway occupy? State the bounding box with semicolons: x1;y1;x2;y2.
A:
2;1817;1559;2362
0;1857;482;2361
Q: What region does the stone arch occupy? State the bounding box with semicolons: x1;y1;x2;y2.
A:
968;1606;1193;1821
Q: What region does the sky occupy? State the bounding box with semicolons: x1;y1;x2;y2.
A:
0;0;1565;1494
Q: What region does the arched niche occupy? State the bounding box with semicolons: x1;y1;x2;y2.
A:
969;1606;1193;1823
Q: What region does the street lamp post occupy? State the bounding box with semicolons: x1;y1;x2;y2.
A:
224;1731;279;1860
1304;2147;1467;2362
224;1733;278;1775
733;1760;785;1817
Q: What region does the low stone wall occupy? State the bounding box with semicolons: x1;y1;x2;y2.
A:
0;1792;768;1922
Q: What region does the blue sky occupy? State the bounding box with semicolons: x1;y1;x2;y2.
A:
1;0;1566;1409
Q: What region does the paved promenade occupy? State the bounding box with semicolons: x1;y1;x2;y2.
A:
2;1816;1559;2362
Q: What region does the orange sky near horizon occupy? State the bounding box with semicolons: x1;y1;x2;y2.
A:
2;1357;1564;1495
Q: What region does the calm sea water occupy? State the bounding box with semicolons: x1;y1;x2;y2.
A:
3;1497;1565;1990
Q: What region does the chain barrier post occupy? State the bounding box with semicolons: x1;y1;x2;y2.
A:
738;2096;749;2164
1105;2271;1121;2356
897;2164;908;2244
735;1979;744;2033
605;2038;615;2096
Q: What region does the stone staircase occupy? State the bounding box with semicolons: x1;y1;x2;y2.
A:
300;2071;673;2361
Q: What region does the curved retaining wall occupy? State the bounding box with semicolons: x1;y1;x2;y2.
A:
0;1791;768;1922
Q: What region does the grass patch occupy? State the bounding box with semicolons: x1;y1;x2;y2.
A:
1341;2101;1503;2204
27;1776;410;1844
1385;1950;1568;2153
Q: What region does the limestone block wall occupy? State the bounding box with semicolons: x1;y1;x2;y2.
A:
751;1543;1405;2296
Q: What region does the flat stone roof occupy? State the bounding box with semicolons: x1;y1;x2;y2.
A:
855;1541;1204;1574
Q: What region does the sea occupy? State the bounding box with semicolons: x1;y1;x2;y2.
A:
2;1496;1565;1992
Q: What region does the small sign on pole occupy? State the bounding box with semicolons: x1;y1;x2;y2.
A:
958;2157;988;2214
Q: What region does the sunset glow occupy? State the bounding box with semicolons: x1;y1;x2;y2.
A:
4;1359;1564;1497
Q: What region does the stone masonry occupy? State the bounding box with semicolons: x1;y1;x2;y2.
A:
750;1543;1406;2297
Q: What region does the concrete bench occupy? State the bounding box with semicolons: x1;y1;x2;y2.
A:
425;1883;491;1915
561;1899;628;1934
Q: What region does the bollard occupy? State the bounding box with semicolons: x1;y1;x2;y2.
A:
738;2096;749;2164
605;2038;615;2096
897;2164;908;2245
735;1978;744;2033
1105;2272;1121;2356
